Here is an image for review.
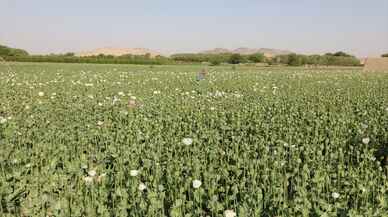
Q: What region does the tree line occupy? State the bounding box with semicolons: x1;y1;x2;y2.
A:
172;52;362;66
3;53;172;65
171;53;266;66
0;44;29;57
0;45;172;65
272;52;361;66
2;44;383;66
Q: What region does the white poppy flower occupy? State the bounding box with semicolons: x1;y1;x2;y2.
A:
224;209;236;217
192;180;202;189
130;170;139;177
0;116;7;124
362;137;370;145
97;173;106;183
84;176;94;185
112;96;119;104
182;138;193;146
97;121;104;126
128;100;137;108
38;92;45;97
138;183;147;191
332;192;340;199
121;110;129;115
88;170;97;177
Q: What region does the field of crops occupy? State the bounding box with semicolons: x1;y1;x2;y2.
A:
0;63;387;217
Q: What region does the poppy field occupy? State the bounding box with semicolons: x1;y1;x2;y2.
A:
0;63;387;217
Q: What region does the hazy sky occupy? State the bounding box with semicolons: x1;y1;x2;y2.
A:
1;0;387;57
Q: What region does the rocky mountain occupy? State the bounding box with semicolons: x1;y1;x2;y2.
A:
76;47;161;57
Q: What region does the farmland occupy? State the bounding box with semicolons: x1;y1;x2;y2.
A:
0;63;387;216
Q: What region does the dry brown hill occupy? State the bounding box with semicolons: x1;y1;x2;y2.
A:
201;47;293;57
363;58;388;72
201;48;231;54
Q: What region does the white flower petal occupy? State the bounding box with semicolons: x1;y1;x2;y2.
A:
192;179;202;189
88;170;97;177
130;170;139;177
138;183;147;191
224;209;236;217
362;137;370;145
84;176;94;185
182;138;193;146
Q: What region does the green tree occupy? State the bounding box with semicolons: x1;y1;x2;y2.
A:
210;59;221;66
248;53;265;63
287;54;303;66
0;44;29;57
333;51;352;57
228;54;243;64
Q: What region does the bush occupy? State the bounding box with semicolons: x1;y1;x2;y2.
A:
0;44;29;57
248;53;265;63
210;59;221;66
228;54;243;64
288;53;303;66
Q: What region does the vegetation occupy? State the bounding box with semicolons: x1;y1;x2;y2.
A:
3;54;172;65
0;45;29;57
0;63;387;216
326;51;353;57
172;52;360;66
0;44;171;65
209;59;221;66
228;54;244;64
171;53;234;64
247;53;265;63
382;53;388;58
0;44;361;66
275;52;361;66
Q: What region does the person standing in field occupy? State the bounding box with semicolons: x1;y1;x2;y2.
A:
195;68;208;94
196;68;208;81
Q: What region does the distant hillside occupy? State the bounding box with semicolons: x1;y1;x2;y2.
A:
201;47;292;57
201;48;231;54
76;47;161;57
